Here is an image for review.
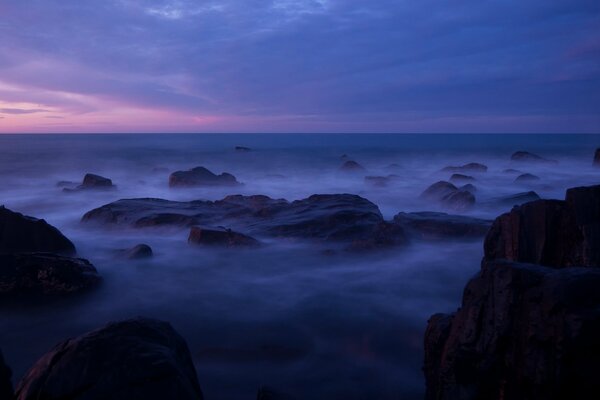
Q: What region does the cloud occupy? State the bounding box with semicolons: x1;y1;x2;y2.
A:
0;107;49;114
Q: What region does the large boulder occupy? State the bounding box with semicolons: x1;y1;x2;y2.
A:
0;349;12;400
0;206;75;255
188;227;260;247
169;166;240;187
393;212;491;240
120;244;153;259
15;318;203;400
0;253;101;296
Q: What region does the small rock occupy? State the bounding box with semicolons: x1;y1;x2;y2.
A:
364;175;396;187
459;184;477;193
64;173;115;192
503;168;522;174
449;173;475;183
340;160;365;172
511;151;557;163
169;167;240;187
420;181;458;201
442;190;475;212
515;173;540;183
188;227;260;248
121;244;153;259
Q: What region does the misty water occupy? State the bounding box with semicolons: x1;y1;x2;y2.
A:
1;134;599;399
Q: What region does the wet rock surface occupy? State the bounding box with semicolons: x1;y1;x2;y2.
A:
489;191;540;207
169;166;240;187
15;318;204;400
188;226;260;247
424;184;600;400
393;212;491;240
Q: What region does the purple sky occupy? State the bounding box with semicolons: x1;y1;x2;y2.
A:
0;0;599;133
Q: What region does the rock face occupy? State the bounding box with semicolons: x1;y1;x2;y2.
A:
393;212;491;240
594;148;600;166
340;160;365;172
0;253;101;296
490;191;540;207
15;318;204;400
421;181;475;212
441;163;487;173
169;166;240;187
188;227;260;247
514;172;540;183
0;206;75;255
0;349;13;400
424;184;600;400
511;151;556;163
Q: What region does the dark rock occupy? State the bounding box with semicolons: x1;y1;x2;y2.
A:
63;173;115;192
459;183;477;193
449;173;475;183
420;181;458;201
0;349;13;400
393;212;491;240
441;163;488;173
594;148;600;166
364;175;397;187
257;386;297;400
490;191;541;207
169;166;240;188
511;151;557;163
121;244;153;259
340;160;365;172
0;206;75;255
515;173;540;182
564;185;600;267
0;253;101;296
188;227;260;248
55;180;77;188
15;318;204;400
235;146;251;152
425;260;600;400
441;190;476;212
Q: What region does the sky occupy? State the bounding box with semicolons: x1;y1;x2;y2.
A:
0;0;599;133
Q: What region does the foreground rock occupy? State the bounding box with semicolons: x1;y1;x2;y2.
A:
594;148;600;166
511;150;556;163
188;227;260;247
393;212;491;240
0;206;75;254
15;318;204;400
424;184;600;400
420;181;475;212
64;173;115;192
441;163;487;173
169;166;240;187
0;350;12;399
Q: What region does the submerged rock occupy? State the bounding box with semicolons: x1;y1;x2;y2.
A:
515;172;540;182
421;181;458;200
458;183;476;193
490;191;540;207
188;227;260;248
393;212;491;240
420;181;475;211
120;243;153;259
340;160;365;172
441;163;487;173
449;173;475;183
169;166;240;187
15;318;204;400
64;173;115;192
0;206;75;255
511;151;557;163
0;349;12;400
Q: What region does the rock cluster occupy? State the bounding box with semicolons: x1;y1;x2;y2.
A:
169;166;240;187
420;181;475;212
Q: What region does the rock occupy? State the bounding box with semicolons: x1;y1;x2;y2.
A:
393;212;491;240
188;227;260;247
459;183;477;193
420;181;458;201
15;318;204;400
511;151;557;163
121;244;153;259
490;191;541;207
441;163;487;173
421;181;475;211
0;206;75;255
0;349;13;400
257;386;297;400
594;148;600;166
364;175;397;187
449;173;475;183
0;253;101;296
63;173;115;192
55;180;77;188
169;167;240;187
235;146;251;152
424;260;600;400
83;194;408;249
340;160;365;172
514;173;540;183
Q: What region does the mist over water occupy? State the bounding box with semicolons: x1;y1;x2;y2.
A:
1;134;599;399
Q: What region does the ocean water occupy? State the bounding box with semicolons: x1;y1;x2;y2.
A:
0;133;598;399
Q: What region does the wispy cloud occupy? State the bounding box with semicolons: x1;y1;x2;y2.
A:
0;108;49;114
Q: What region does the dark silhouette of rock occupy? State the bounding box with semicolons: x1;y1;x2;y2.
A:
340;160;365;172
0;349;12;400
393;212;491;240
0;253;100;296
421;181;475;211
459;183;476;193
424;184;600;400
449;173;475;183
421;181;458;200
188;227;260;247
441;163;487;173
0;206;75;255
235;146;251;152
594;148;600;166
169;166;240;187
63;173;115;192
83;194;407;249
491;191;540;207
15;318;204;400
121;244;153;259
515;173;540;182
511;151;557;163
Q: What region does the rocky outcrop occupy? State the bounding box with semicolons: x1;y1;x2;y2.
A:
594;148;600;166
15;318;204;400
441;163;487;173
0;206;75;255
82;194;408;249
169;166;240;187
120;244;153;259
340;160;365;172
424;184;600;400
514;173;540;183
0;349;12;400
421;181;475;212
511;151;557;163
188;227;260;247
64;173;115;192
393;212;491;240
449;174;475;183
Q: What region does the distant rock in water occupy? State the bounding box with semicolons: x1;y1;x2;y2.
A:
511;150;557;163
420;181;475;212
449;173;475;183
340;160;366;172
364;175;397;187
393;212;491;240
594;148;600;166
459;183;476;193
490;191;540;207
424;184;600;400
120;243;153;259
169;166;240;187
0;349;12;399
514;172;540;182
63;173;115;192
188;227;260;248
0;206;75;255
441;162;487;173
235;146;251;152
15;318;204;400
